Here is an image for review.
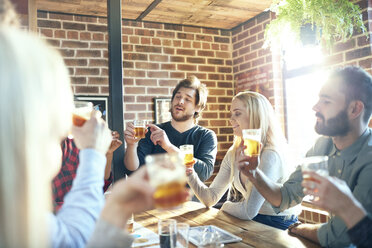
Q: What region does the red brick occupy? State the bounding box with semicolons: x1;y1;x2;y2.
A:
76;68;100;75
252;58;265;67
249;25;262;35
123;44;133;52
244;36;257;45
147;88;169;94
123;61;134;68
144;22;163;29
211;120;227;126
187;73;207;80
135;62;159;69
75;86;99;94
38;20;61;28
67;31;79;39
208;74;224;80
202;43;211;49
184;26;201;33
89;59;108;67
123;78;134;85
170;56;185;63
214;36;229;43
216;51;230;59
62;40;88;48
46;39;60;47
203;112;218;118
183;41;192;48
124;87;146;94
187;57;205;64
238;46;250;56
71;77;86;84
203;28;219;35
164;48;175;55
162;39;172;46
90;42;107;49
212;43;219;50
198;66;215;72
124;53;148;61
123;27;133;35
245;51;257;61
196;35;213;42
243;19;256;30
218;66;232;73
177;49;195;56
135;29;154;36
87;24;107;32
59;49;75;57
50;13;73;21
124;113;135;120
147;71;169;78
198;50;214;57
88;77;108;85
136;79;157;86
177;32;194;40
357;35;370;47
359;57;372;68
124;96;135;102
346;47;371;61
251;41;264;51
64;59;88;66
178;64;197;71
207;59;223;65
170;72;185;78
159;80;178;87
135;45;161;53
152;38;161;45
156;31;175;38
124;70;146;77
76;50;101;57
80;32;92;40
173;40;182;47
218;82;233;88
126;104;147;111
63;22;85;30
233;40;244;50
40;28;53;37
141;37;151;44
193;42;201;48
333;39;356;53
55;30;66;38
136;95;154;102
161;64;176;70
164;24;182;31
93;33;104;41
149;54;169;62
129;36;139;44
75;15;97;23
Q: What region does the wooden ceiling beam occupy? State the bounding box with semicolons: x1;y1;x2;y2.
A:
136;0;162;21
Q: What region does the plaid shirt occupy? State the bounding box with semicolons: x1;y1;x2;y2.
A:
52;138;112;212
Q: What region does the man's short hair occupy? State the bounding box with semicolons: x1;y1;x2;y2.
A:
332;66;372;123
171;76;208;119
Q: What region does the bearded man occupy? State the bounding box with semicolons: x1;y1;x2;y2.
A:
238;66;372;247
124;76;217;182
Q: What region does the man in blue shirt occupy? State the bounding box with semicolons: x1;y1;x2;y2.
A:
238;66;372;247
124;76;217;182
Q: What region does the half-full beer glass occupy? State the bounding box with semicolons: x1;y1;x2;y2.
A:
72;101;93;127
180;144;194;168
133;120;147;140
146;153;187;209
242;129;261;157
301;156;329;182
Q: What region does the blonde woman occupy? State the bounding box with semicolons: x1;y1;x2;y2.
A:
187;91;300;230
0;27;156;247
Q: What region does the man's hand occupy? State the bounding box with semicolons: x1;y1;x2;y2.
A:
124;122;147;146
71;110;112;155
107;131;123;154
148;124;173;151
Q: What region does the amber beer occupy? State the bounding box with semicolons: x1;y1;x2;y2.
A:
242;129;261;157
153;181;186;209
180;144;194;168
146;153;187;209
133;120;147;140
72;101;93;127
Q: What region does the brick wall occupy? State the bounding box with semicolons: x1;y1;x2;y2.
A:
36;11;234;167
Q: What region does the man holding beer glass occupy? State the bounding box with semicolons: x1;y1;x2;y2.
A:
238;66;372;248
124;76;217;182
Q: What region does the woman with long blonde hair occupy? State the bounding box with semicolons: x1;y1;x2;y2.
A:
187;91;300;230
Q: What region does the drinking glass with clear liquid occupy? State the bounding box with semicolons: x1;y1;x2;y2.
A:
180;144;194;168
133;120;147;140
146;153;187;209
301;156;329;199
242;129;261;157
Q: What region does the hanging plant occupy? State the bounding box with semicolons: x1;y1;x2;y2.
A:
264;0;368;50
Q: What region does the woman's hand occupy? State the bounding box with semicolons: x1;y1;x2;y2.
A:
236;141;260;178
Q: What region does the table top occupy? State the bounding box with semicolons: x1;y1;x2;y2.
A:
134;201;320;248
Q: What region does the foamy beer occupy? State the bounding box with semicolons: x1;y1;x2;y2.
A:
133;120;147;140
242;129;261;157
146;153;187;209
301;156;329;183
72;101;93;127
180;144;194;168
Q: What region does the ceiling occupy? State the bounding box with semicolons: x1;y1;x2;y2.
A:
35;0;272;29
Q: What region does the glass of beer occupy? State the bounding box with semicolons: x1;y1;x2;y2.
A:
146;153;187;209
133;120;147;140
180;144;194;168
301;156;328;199
72;101;93;127
158;219;177;248
242;129;261;157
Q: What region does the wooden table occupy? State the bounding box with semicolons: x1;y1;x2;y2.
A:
134;201;320;248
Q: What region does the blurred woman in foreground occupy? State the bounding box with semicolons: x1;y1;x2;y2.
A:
0;27;154;247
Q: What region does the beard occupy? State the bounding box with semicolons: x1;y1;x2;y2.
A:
170;106;194;122
315;109;350;136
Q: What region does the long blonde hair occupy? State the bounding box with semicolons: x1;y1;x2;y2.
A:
0;28;73;247
228;91;287;201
